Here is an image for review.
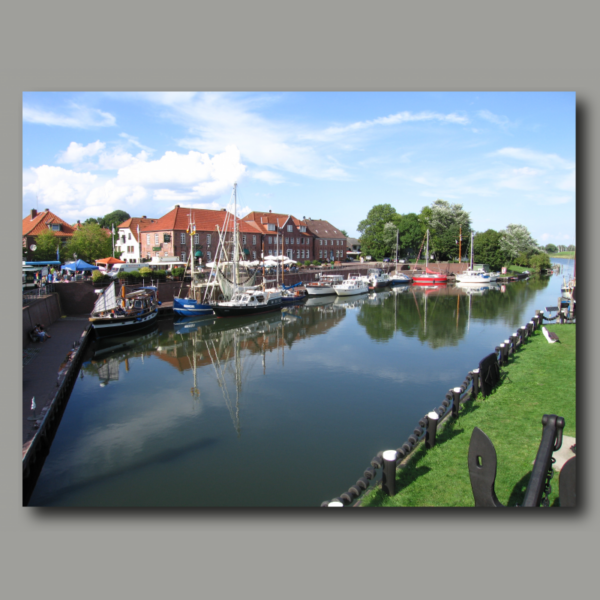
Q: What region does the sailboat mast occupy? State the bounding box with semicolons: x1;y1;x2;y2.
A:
425;230;429;271
233;182;238;290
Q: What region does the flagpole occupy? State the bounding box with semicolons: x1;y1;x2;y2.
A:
112;224;115;258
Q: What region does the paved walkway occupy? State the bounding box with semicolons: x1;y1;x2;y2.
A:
22;316;89;447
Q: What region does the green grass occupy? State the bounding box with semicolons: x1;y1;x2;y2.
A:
360;324;576;507
508;265;531;273
548;252;575;259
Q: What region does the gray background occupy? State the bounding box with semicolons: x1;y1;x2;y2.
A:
2;1;592;598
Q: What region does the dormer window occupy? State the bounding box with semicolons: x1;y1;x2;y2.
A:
287;224;293;232
48;223;61;232
267;224;276;231
299;226;306;232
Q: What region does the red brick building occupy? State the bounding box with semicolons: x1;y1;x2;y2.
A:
137;205;261;265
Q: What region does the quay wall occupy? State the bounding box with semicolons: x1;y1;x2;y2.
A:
22;294;62;346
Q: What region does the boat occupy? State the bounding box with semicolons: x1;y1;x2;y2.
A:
333;274;369;296
212;288;283;318
304;273;344;296
173;214;214;316
411;230;448;285
389;271;412;285
455;232;492;284
365;268;390;290
89;282;159;338
280;282;308;305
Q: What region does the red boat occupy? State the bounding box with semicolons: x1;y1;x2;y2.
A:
411;231;447;285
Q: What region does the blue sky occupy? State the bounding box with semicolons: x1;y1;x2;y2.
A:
22;91;576;245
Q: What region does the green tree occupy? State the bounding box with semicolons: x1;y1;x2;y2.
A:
420;200;471;261
357;204;402;259
472;229;510;271
500;224;540;261
29;229;64;262
99;210;131;230
544;243;558;254
64;223;113;263
397;213;425;258
529;252;552;273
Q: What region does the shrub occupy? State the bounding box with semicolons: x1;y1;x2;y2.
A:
92;270;108;282
304;260;311;266
139;267;153;277
154;269;167;280
172;267;185;278
312;260;320;265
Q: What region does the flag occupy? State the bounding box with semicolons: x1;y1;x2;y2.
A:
31;397;36;411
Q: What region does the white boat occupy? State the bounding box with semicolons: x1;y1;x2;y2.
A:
212;288;283;317
333;274;369;296
305;273;345;296
365;268;390;289
389;271;412;285
455;232;493;284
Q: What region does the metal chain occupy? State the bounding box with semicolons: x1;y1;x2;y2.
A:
540;457;556;507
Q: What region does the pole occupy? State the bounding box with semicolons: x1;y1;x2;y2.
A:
458;225;461;265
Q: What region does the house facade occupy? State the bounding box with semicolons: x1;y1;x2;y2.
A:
115;217;158;263
304;218;347;262
137;205;261;266
242;211;314;262
22;208;77;260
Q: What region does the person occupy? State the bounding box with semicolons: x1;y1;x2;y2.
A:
37;324;51;341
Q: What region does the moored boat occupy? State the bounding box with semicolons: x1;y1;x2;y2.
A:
212;288;283;317
389;271;412;285
90;282;159;338
333;274;369;296
304;273;344;296
411;230;448;285
365;268;390;290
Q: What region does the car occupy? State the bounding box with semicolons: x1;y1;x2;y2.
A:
383;258;390;262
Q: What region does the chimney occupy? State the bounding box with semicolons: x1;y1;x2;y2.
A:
30;209;37;219
175;205;180;208
142;215;146;219
45;208;49;212
269;209;272;213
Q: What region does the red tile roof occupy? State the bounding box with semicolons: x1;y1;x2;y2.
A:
305;218;345;239
141;206;258;234
117;217;159;241
22;209;76;237
242;211;310;236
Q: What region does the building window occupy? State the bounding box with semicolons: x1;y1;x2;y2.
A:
300;226;306;232
128;232;132;240
181;252;186;261
287;224;293;232
180;233;186;244
194;234;199;245
252;235;256;245
301;250;305;259
164;252;169;258
296;249;300;259
253;251;257;260
147;234;151;244
319;250;323;259
154;233;159;244
319;239;323;245
285;237;289;245
155;252;160;257
268;249;273;256
306;250;310;259
206;251;211;262
207;234;211;245
242;235;246;245
268;236;273;244
290;237;294;245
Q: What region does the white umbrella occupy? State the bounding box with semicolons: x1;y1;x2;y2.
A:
283;258;297;264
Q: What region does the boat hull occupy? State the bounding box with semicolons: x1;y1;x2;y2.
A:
304;284;337;296
212;299;283;317
412;275;447;285
90;309;159;338
173;296;214;316
334;287;369;296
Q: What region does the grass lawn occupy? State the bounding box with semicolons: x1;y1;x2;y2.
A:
360;323;576;507
548;252;575;259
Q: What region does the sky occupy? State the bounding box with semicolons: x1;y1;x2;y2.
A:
22;91;576;245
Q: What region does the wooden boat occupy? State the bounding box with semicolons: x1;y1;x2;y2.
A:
90;282;159;338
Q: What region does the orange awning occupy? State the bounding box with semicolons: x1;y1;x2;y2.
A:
95;257;126;265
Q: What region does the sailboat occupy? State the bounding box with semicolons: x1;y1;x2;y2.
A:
173;212;215;316
412;230;448;285
212;183;283;317
89;281;159;338
455;232;491;284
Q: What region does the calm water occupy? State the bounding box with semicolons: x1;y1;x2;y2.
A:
29;260;573;507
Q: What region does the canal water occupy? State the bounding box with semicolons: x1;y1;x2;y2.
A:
29;259;574;507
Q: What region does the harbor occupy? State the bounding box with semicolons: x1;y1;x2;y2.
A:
23;258;574;507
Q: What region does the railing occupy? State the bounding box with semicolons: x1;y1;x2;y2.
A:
320;311;548;507
23;284;55;305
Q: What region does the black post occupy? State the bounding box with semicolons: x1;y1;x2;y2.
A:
382;450;398;496
504;339;511;358
471;368;479;398
426;411;439;449
452;387;462;418
499;343;506;365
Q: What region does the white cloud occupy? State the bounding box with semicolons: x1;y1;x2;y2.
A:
23;103;116;128
57;140;106;164
493;147;573;170
98;149;149;170
250;170;285;184
302;111;469;142
535;196;572;206
478;110;513;128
